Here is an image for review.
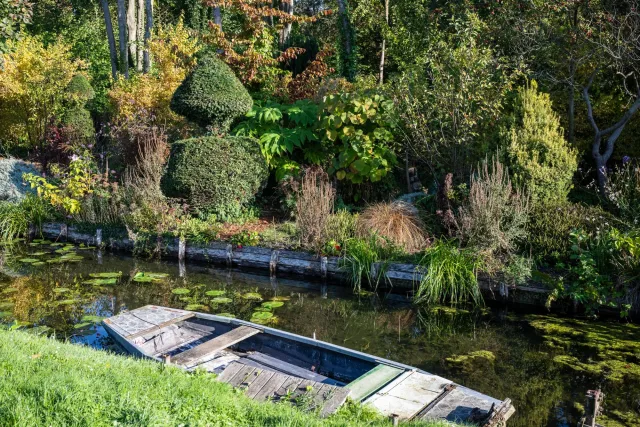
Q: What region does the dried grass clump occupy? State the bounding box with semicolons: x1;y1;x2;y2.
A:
296;167;335;250
357;201;428;253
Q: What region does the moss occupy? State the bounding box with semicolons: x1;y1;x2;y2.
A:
446;350;496;374
529;315;640;383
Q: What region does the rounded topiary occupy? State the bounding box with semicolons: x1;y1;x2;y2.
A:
63;107;95;139
170;54;253;130
66;74;95;106
162;136;268;220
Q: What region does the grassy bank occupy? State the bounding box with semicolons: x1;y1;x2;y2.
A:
0;330;449;426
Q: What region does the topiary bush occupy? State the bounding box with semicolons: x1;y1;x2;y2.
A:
162;136;268;221
62;107;94;139
66;74;95;106
170;54;253;131
507;81;578;204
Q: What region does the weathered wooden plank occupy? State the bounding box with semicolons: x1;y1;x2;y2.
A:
246;369;277;399
320;386;351;418
217;361;244;383
126;313;195;340
364;371;451;420
105;312;154;336
273;376;305;402
228;365;257;388
414;384;456;419
252;374;289;401
141;325;207;355
345;364;404;402
172;326;261;367
422;387;497;422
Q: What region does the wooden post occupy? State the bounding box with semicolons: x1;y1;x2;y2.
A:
178;259;186;278
178;237;186;261
580;389;604;427
162;354;171;364
97;249;103;265
61;224;68;242
320;256;328;279
226;244;233;267
270;250;279;277
391;414;399;427
96;229;103;247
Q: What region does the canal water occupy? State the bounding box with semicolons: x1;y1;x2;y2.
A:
0;240;638;426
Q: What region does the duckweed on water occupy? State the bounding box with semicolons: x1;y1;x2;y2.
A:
446;350;496;374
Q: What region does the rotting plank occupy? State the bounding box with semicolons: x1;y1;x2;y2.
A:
420;387;497;422
246;370;277;399
252;374;289;401
105;313;154;336
274;376;305;402
171;326;261;367
127;313;195;340
345;364;404;402
229;365;257;388
246;352;339;385
217;361;243;383
320;386;351;418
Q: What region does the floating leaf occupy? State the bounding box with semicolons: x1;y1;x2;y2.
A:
242;292;263;301
211;297;232;304
89;272;122;279
52;288;71;293
83;278;117;286
262;301;284;309
252;316;277;325
32;262;45;266
19;258;39;263
185;304;206;311
171;288;191;295
216;313;236;318
30;252;47;256
50;242;64;247
270;296;290;302
254;307;271;312
251;311;273;321
205;290;226;297
133;272;169;283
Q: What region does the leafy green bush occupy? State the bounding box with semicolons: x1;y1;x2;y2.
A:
62;107;94;139
171;53;253;130
527;201;621;259
162;136;268;221
507;81;578;203
322;91;397;184
415;240;483;306
234;100;322;180
65;74;95;106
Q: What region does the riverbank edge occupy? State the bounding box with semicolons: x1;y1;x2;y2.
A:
39;222;552;307
0;329;453;426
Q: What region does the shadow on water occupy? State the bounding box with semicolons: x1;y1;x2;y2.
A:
0;242;639;426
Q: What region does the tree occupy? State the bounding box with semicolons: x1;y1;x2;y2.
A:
117;0;129;78
507;81;578;204
143;0;152;72
0;36;86;152
100;0;118;80
127;0;137;65
582;0;640;194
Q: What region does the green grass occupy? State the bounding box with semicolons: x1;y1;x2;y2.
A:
0;330;452;426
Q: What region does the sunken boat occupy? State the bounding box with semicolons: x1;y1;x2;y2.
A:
103;305;514;424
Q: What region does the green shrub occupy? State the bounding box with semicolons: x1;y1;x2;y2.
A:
605;162;640;225
506;81;578;204
415;240;483;306
527;201;621;259
162;136;268;221
171;53;253;130
63;107;94;139
66;74;95;106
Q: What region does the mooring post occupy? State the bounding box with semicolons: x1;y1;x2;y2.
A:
97;249;103;265
226;244;233;267
270;250;279;277
162;354;171;364
61;223;68;242
178;237;186;261
320;256;328;279
96;229;102;247
391;414;399;427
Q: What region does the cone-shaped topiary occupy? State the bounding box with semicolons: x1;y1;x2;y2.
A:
170;54;253;131
162;136;268;220
507;81;578;204
66;75;95;106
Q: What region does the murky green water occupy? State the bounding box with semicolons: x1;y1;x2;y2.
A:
1;241;638;426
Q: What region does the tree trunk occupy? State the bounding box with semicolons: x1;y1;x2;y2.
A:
127;0;137;67
100;0;119;81
568;58;575;145
143;0;153;73
280;0;294;47
137;0;144;71
378;0;388;85
213;6;221;28
117;0;129;78
336;0;354;81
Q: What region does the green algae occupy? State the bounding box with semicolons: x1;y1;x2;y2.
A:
446;350;496;373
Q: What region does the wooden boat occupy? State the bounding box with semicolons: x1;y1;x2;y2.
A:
103;305;514;424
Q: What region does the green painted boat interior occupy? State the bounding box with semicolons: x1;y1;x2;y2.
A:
345;364;405;402
1;242;639;426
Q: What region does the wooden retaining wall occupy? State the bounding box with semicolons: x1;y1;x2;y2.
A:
40;223;551;306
